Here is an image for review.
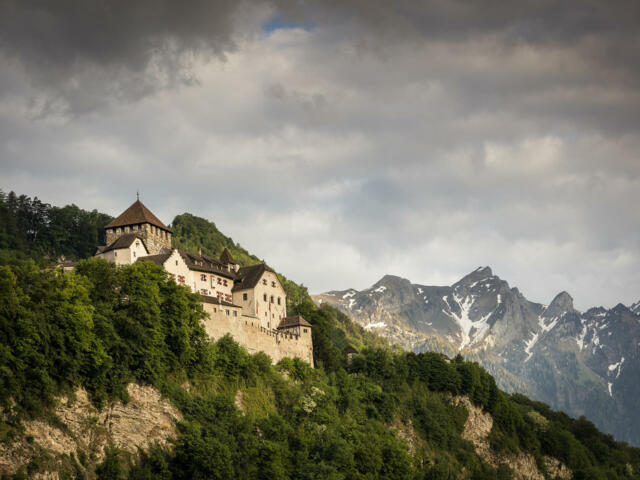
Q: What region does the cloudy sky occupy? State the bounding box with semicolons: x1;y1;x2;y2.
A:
1;0;639;309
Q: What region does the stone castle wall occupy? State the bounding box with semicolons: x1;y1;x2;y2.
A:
105;223;171;255
202;303;314;367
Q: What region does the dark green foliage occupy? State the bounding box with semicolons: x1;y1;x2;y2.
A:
170;213;260;268
0;190;113;261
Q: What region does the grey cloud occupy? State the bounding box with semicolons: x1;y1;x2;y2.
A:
1;1;640;310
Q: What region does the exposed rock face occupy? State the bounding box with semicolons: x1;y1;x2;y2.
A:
314;269;640;446
0;384;181;478
455;397;571;480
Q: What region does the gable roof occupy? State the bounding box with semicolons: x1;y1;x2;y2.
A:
137;252;172;266
233;263;277;291
278;315;312;329
219;247;236;265
101;233;148;254
105;200;172;232
179;250;236;279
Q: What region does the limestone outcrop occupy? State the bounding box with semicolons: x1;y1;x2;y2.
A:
0;384;181;478
455;396;571;480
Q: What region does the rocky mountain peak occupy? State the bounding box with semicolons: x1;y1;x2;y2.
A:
630;300;640;315
611;303;631;315
544;291;575;318
456;266;494;287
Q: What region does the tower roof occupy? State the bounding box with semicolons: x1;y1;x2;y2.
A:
219;247;236;265
105;200;172;232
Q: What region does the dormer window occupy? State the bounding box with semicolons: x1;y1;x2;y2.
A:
262;279;267;285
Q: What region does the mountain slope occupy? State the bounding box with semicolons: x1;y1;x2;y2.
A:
314;268;640;446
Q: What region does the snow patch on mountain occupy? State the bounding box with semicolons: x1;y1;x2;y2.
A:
524;332;539;361
373;285;387;294
576;324;588;350
608;357;625;378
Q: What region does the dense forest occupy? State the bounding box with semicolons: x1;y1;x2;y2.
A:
1;190;639;479
0;190;113;261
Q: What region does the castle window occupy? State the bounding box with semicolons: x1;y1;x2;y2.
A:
114;252;117;257
263;293;267;302
133;251;136;257
303;328;308;333
243;293;248;301
267;322;270;328
233;311;237;317
272;281;276;287
277;297;281;305
200;274;206;281
265;312;267;317
223;279;228;286
270;295;274;303
217;278;222;285
225;309;230;315
176;260;178;266
262;279;267;285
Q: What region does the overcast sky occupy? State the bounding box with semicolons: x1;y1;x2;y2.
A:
1;0;639;310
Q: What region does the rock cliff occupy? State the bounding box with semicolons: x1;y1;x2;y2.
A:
0;384;181;479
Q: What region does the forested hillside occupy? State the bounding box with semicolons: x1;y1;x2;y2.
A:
0;190;113;261
1;190;639;479
1;258;639;479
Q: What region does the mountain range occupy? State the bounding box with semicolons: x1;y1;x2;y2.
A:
313;267;640;446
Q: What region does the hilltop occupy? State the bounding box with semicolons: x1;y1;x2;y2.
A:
1;190;639;479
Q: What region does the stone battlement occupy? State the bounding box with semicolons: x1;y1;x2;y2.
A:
201;303;314;366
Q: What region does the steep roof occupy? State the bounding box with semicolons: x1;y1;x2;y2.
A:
343;345;359;354
278;315;312;329
137;252;172;266
233;263;277;291
101;233;147;254
179;250;235;279
219;247;236;265
105;200;172;232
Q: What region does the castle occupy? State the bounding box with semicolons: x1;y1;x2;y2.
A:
95;199;314;367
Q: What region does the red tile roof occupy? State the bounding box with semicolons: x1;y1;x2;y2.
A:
105;200;172;232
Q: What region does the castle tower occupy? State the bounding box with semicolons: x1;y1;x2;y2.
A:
220;247;239;272
104;199;172;255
